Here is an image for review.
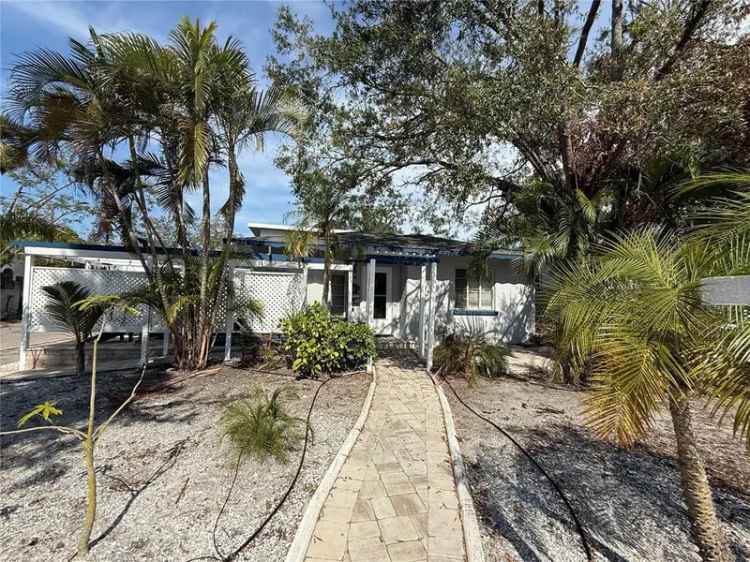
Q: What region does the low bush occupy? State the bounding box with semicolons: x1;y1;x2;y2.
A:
221;387;304;464
433;329;510;385
281;302;376;378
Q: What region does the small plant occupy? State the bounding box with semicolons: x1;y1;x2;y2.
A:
41;281;107;376
221;387;305;463
0;294;142;557
433;328;510;385
280;302;376;378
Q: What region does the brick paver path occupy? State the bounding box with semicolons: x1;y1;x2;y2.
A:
305;352;466;562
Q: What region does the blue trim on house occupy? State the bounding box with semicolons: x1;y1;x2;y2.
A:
354;255;440;265
452;309;498;317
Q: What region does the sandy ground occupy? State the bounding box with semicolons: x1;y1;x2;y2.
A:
446;348;750;562
0;364;370;561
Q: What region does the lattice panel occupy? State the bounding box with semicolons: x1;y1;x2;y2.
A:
29;267;164;332
234;268;305;333
28;266;304;334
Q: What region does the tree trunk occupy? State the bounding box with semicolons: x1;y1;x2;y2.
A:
78;437;97;556
78;335;100;556
76;342;86;377
669;396;732;562
611;0;624;56
561;359;575;385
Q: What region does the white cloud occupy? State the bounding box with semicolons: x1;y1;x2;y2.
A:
3;1;167;41
5;1;91;38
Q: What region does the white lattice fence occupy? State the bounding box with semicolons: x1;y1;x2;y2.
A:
28;265;305;334
28;267;163;332
234;268;305;333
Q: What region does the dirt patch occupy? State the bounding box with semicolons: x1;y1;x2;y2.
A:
0;364;370;561
445;355;750;562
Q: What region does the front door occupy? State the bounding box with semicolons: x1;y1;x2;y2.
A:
372;267;393;335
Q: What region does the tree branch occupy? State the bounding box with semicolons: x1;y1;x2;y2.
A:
93;363;147;442
573;0;602;67
0;424;84;439
654;0;712;81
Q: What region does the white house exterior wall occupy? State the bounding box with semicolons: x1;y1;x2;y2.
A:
306;269;325;305
396;257;534;344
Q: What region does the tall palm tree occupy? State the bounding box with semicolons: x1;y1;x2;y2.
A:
547;228;740;562
8;20;303;371
42;281;106;376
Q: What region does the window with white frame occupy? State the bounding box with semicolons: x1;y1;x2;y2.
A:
454;268;493;309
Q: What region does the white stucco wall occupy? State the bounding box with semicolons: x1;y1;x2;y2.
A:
331;257;534;344
397;257;534;344
306;269;324;305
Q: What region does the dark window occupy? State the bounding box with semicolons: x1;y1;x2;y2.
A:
374;272;387;319
330;273;346;315
454;269;467;308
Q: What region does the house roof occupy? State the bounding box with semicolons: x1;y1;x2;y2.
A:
14;229;522;266
336;231;521;261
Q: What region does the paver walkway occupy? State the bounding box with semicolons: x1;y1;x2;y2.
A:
305;351;466;562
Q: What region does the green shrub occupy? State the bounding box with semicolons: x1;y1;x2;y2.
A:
433;329;510;385
281;302;376;378
221;387;304;464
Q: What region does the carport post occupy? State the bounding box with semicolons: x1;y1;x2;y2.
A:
162;330;170;357
426;261;437;371
18;254;34;371
366;258;375;327
302;263;309;306
140;324;149;365
418;264;426;358
224;265;236;363
346;267;353;320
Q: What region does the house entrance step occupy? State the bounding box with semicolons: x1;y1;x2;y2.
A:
375;337;415;352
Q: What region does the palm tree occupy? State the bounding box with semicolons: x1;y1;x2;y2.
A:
41;281;106;376
9;20;302;371
546;228;740;562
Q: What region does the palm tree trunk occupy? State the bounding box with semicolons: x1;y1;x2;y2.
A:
669;396;732;562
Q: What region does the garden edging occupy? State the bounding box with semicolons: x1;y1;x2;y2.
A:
284;367;378;562
431;370;486;562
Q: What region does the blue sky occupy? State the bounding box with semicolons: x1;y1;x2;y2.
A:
0;1;335;238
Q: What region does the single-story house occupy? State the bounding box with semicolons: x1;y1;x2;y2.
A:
13;224;534;369
245;223;535;346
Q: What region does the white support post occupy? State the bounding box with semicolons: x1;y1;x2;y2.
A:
18;254;34;371
162;330;170;357
426;261;437;371
418;264;426;358
302;263;309;306
140;323;149;365
224;265;236;363
366;258;376;327
347;267;353;321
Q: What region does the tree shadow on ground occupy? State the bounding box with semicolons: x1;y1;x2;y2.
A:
470;424;750;562
88;436;190;551
0;367;207;488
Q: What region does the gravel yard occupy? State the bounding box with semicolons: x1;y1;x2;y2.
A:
446;349;750;562
0;364;370;561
